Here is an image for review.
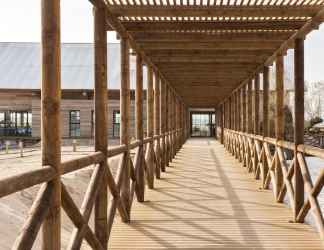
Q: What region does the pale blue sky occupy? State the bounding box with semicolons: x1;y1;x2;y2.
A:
0;0;323;82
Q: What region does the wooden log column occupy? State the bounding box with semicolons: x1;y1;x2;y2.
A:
120;37;131;213
275;55;284;201
94;6;108;246
168;87;173;162
247;80;253;134
154;72;161;179
146;65;155;188
237;91;241;132
41;0;61;248
294;38;305;221
176;98;181;151
242;86;246;133
166;84;170;166
172;93;176;158
215;108;218;140
160;79;166;172
262;66;270;187
135;55;145;202
254;74;260;135
220;104;224;144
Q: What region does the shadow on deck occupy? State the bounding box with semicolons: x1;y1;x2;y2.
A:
109;138;323;249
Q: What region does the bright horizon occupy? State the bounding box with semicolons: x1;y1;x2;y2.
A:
0;0;323;83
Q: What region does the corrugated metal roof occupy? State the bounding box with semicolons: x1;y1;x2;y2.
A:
0;42;147;90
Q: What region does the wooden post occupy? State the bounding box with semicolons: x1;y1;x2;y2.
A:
172;92;176;159
41;0;61;248
233;94;236;131
175;95;177;154
146;65;155;188
94;6;108;246
263;66;269;137
262;66;270;187
160;79;166;172
247;80;253;134
237;91;240;131
220;104;224;144
294;38;305;220
242;85;246;133
135;55;145;202
177;99;181;150
120;37;131;213
166;84;170;166
254;74;260;135
168;87;172;162
154;72;161;179
229;96;232;130
275;55;284;201
215;108;218;139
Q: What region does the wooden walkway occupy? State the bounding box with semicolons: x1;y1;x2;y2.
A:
109;138;323;249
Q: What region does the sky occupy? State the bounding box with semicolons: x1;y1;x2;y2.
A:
0;0;323;82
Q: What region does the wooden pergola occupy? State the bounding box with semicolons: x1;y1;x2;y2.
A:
101;0;324;107
0;0;324;249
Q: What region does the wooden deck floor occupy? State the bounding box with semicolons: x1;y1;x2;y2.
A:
109;138;323;249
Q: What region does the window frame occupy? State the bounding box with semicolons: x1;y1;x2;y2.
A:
112;110;120;138
69;110;81;138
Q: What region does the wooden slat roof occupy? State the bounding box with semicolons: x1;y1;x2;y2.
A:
99;0;324;107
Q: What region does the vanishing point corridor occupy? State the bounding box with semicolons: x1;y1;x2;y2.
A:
109;139;322;249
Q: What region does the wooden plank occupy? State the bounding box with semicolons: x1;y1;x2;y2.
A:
108;139;323;249
109;5;320;18
139;41;282;50
13;184;53;250
113;20;304;32
41;0;61;248
131;31;293;42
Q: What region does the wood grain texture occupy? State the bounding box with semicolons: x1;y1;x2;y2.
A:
108;139;323;249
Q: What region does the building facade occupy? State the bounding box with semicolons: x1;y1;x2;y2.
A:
0;42;148;144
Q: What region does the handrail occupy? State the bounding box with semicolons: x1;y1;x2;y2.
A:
224;128;324;239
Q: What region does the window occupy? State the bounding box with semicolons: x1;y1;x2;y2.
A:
91;110;94;137
69;110;80;137
0;111;32;136
113;110;120;138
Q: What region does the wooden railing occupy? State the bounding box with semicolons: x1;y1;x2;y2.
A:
0;128;184;249
224;129;324;240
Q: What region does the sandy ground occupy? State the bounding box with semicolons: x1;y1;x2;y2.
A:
0;145;122;249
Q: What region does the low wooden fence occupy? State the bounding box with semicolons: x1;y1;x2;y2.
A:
0;129;184;249
224;129;324;240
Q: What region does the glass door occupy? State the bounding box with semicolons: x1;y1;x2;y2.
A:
191;113;215;137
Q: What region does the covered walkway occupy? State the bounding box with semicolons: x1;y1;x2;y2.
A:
109;139;322;249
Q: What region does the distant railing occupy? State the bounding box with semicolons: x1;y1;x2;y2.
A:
0;129;184;249
224;129;324;240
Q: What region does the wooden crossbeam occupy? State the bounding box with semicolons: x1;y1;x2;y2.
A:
112;20;305;31
90;0;182;102
147;49;273;57
139;41;281;50
226;7;324;103
164;73;249;78
109;5;320;18
131;31;294;42
152;57;265;63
